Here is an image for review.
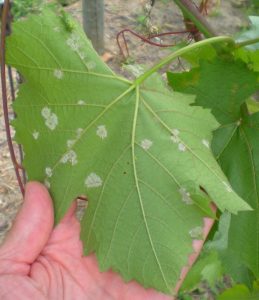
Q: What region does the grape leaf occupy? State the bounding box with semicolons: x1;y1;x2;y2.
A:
218;282;259;300
167;68;200;93
167;58;258;124
179;44;217;67
235;48;259;72
167;55;259;282
247;98;259;114
6;9;250;293
215;113;259;279
206;212;255;289
181;251;223;292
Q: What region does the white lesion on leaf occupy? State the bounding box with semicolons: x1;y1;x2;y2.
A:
189;226;203;239
178;143;186;152
170;128;180;143
85;173;102;188
66;33;81;51
170;128;187;152
76;128;83;138
61;150;78;166
41;107;58;131
202;139;210;148
86;61;96;70
66;128;84;150
32;130;39;140
66;33;88;62
179;187;193;205
78;51;86;60
171;135;179;143
77;100;86;105
67;139;76;148
96;125;108;139
172;128;179;136
44;179;51;189
45;114;58;130
53;27;60;32
45;167;53;178
65;33;96;71
53;69;64;79
45;116;58;130
41;107;51;119
66;37;80;51
141;139;153;151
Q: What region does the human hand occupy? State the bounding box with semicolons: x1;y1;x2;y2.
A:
0;182;173;300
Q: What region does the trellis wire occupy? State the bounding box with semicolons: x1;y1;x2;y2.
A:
1;0;25;195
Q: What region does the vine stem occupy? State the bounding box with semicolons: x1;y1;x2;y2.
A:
1;0;25;195
235;37;259;49
173;0;216;38
134;36;235;86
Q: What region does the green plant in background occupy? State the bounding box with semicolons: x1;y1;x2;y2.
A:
248;0;259;15
4;1;259;298
218;281;259;299
11;0;78;20
11;0;43;19
57;0;77;7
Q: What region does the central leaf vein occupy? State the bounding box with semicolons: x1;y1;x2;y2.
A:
132;85;170;291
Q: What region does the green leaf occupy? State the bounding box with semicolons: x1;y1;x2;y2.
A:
180;44;217;67
234;48;259;72
247;98;259;114
216;113;259;278
6;9;250;293
218;281;259;300
167;68;200;93
181;251;223;291
168;51;259;283
206;212;231;251
206;212;255;289
167;58;258;124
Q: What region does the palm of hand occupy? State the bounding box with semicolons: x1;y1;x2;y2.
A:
0;183;171;300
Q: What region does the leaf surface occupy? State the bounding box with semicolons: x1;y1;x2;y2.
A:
216;113;259;278
235;48;259;72
7;10;250;293
167;56;259;281
218;282;259;300
181;251;223;292
168;58;258;124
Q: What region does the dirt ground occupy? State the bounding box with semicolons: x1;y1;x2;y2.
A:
0;0;250;289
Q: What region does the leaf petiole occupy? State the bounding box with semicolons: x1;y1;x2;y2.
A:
134;36;235;86
235;37;259;49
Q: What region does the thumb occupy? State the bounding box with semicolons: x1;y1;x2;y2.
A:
0;182;54;265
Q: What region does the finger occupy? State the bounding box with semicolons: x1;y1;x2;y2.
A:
41;200;83;258
0;182;54;264
59;200;77;224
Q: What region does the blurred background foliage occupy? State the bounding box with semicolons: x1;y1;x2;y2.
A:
11;0;77;19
